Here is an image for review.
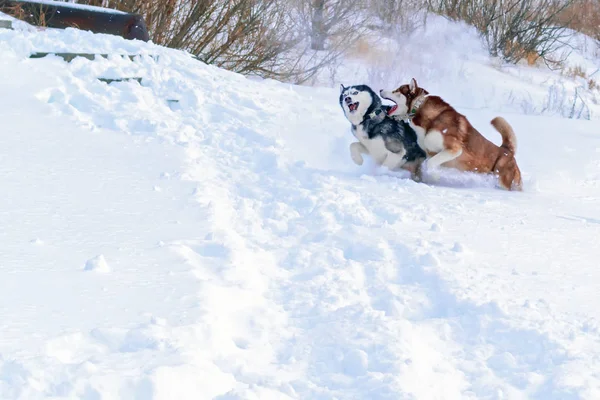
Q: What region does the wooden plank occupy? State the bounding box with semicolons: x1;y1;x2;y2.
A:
29;52;158;63
0;19;12;29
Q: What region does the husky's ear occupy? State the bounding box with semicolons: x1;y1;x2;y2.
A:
409;78;418;93
340;84;346;94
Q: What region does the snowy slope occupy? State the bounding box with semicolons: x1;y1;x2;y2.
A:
320;16;600;121
1;23;600;400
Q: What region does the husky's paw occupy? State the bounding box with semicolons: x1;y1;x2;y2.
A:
349;142;365;166
351;152;364;166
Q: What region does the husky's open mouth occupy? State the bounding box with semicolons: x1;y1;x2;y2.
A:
348;102;359;112
380;94;398;115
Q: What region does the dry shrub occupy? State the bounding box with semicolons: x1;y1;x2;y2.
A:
558;0;600;42
537;81;592;119
284;0;369;85
561;66;600;92
560;66;599;93
68;0;349;83
76;1;295;76
526;50;540;66
564;64;588;79
289;0;365;51
428;0;575;66
4;3;49;27
504;40;542;66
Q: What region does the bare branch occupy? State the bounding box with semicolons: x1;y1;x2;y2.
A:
427;0;576;65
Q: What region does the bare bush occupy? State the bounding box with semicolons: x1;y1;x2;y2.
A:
428;0;575;66
3;2;49;27
515;81;592;119
558;0;600;43
73;1;293;78
286;0;367;51
542;82;591;119
66;0;354;83
280;0;370;84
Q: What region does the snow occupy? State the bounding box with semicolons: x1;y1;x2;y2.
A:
83;255;111;273
1;16;600;400
15;0;128;14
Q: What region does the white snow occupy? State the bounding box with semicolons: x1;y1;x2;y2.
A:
1;16;600;400
83;255;111;273
15;0;128;14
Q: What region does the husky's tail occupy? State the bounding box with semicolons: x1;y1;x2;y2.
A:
491;116;517;154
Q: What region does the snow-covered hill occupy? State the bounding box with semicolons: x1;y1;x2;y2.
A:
319;16;600;122
1;18;600;400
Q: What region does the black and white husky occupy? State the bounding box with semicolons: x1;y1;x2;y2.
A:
339;84;425;178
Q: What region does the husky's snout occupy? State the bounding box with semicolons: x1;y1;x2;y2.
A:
344;96;359;112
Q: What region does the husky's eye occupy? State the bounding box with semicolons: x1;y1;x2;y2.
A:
352;91;358;95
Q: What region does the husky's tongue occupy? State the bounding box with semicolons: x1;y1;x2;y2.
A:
349;102;358;111
387;105;398;115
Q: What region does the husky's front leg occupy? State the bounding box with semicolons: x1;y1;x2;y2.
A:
423;148;463;182
349;142;368;165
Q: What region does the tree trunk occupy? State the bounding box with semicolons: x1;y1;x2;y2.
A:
311;0;326;50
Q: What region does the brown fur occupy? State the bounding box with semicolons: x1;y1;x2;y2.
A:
393;78;523;191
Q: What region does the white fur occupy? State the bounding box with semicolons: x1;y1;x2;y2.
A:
409;78;417;92
341;90;373;126
381;148;407;170
410;124;461;170
349;142;367;165
426;148;463;169
423;129;445;153
353;125;406;170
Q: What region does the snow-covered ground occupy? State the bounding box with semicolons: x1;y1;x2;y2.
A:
1;16;600;400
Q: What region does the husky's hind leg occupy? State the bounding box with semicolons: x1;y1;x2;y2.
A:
381;151;407;171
